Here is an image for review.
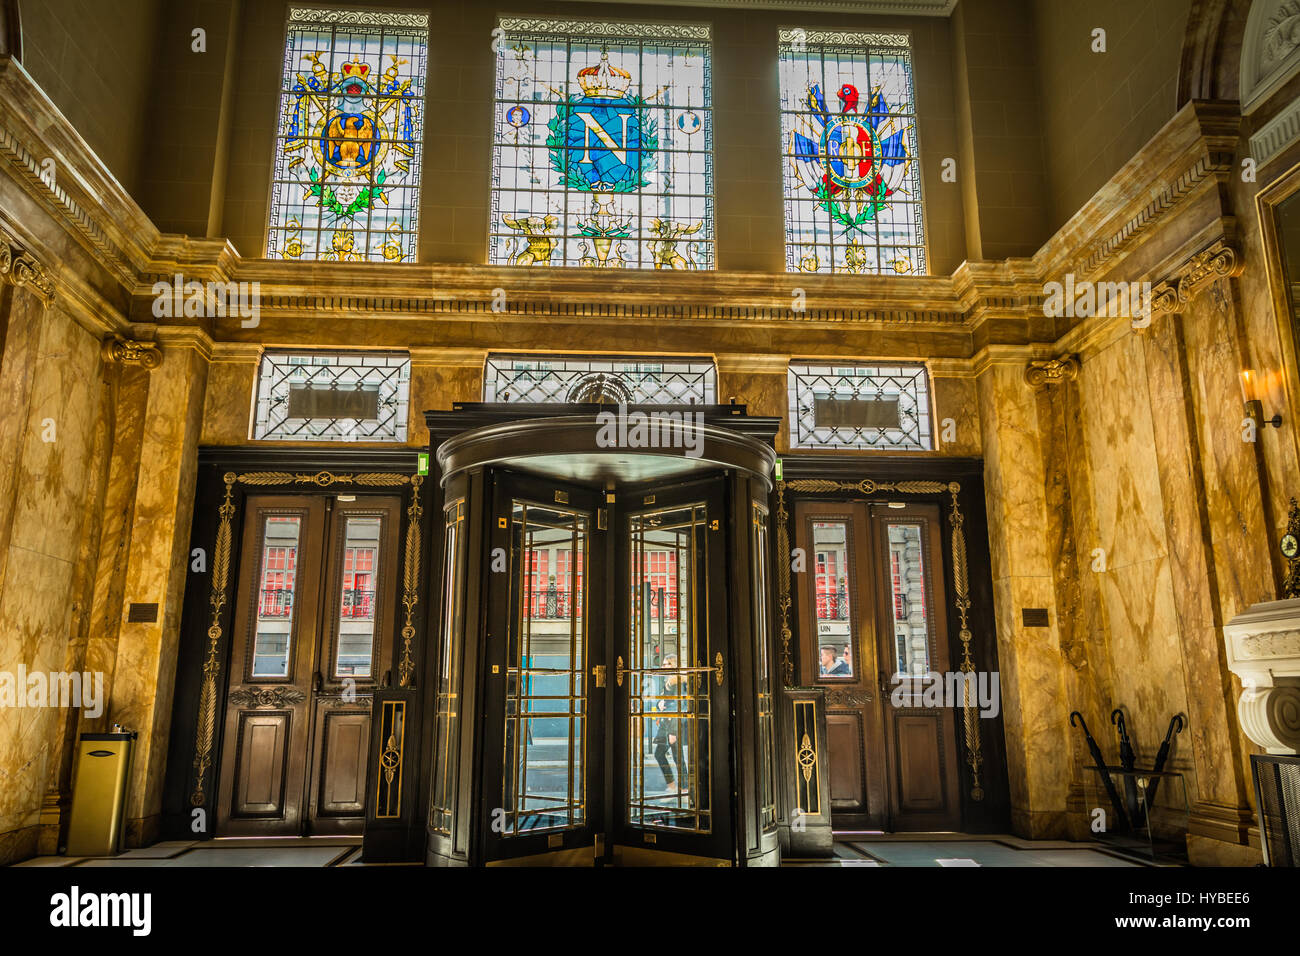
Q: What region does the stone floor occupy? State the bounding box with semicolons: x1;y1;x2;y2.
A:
787;833;1152;867
12;832;1156;867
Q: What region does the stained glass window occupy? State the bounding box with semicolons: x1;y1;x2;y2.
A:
779;29;926;275
267;7;428;262
788;363;933;450
252;351;411;442
484;354;716;404
489;17;713;270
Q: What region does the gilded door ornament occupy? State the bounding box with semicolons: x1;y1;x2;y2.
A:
398;474;422;686
775;482;794;685
825;688;871;708
797;732;817;783
191;473;237;808
227;686;306;708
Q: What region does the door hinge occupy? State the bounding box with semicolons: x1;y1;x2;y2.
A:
592;664;607;688
710;519;719;531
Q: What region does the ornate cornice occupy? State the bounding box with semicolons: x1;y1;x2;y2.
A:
102;337;162;370
567;0;956;16
1034;102;1240;284
1024;355;1081;389
0;60;157;288
0;228;53;303
1150;239;1242;315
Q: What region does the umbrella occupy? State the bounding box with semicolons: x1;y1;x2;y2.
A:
1111;708;1141;825
1145;715;1184;809
1070;711;1128;832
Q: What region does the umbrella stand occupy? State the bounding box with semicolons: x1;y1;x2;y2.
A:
1070;711;1128;833
1145;714;1185;809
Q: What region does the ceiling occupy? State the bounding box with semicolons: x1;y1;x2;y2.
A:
565;0;958;17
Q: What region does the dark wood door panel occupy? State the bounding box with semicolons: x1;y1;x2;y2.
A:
218;493;401;836
826;713;866;811
231;712;290;816
893;713;945;810
315;708;370;817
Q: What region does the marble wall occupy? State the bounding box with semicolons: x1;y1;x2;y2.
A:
0;292;108;863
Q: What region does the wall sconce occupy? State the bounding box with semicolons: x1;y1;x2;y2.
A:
1241;370;1283;429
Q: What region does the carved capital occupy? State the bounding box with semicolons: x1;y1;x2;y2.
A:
1151;239;1241;315
0;230;55;304
102;337;162;370
1024;354;1080;389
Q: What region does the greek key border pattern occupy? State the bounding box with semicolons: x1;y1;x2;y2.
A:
497;17;710;41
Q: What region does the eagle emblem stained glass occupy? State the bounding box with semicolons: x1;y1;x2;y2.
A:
490;18;713;270
779;29;926;276
267;7;428;262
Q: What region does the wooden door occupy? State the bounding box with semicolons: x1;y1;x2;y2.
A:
306;496;401;833
217;493;400;836
867;503;961;831
218;496;326;836
794;498;962;832
794;501;884;828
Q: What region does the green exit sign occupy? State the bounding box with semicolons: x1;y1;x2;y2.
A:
774;458;783;481
417;452;429;476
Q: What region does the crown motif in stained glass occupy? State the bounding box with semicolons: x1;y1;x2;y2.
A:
577;53;632;98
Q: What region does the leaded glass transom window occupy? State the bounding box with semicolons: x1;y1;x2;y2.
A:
253;351;411;442
484;355;716;404
779;29;926;275
267;7;428;262
489;17;713;270
788;363;932;450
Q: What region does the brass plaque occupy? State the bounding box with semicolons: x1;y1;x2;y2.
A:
548;833;563;848
126;603;158;623
554;490;569;504
1022;608;1049;627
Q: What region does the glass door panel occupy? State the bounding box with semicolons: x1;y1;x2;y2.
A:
884;522;931;677
811;520;854;679
251;515;303;677
627;503;711;833
502;500;588;834
334;515;381;678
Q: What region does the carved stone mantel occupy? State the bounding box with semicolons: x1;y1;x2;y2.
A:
1223;598;1300;754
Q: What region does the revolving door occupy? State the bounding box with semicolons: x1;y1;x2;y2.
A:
426;413;778;866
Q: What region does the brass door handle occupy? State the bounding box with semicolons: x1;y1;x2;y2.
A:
591;664;607;689
615;657;723;687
